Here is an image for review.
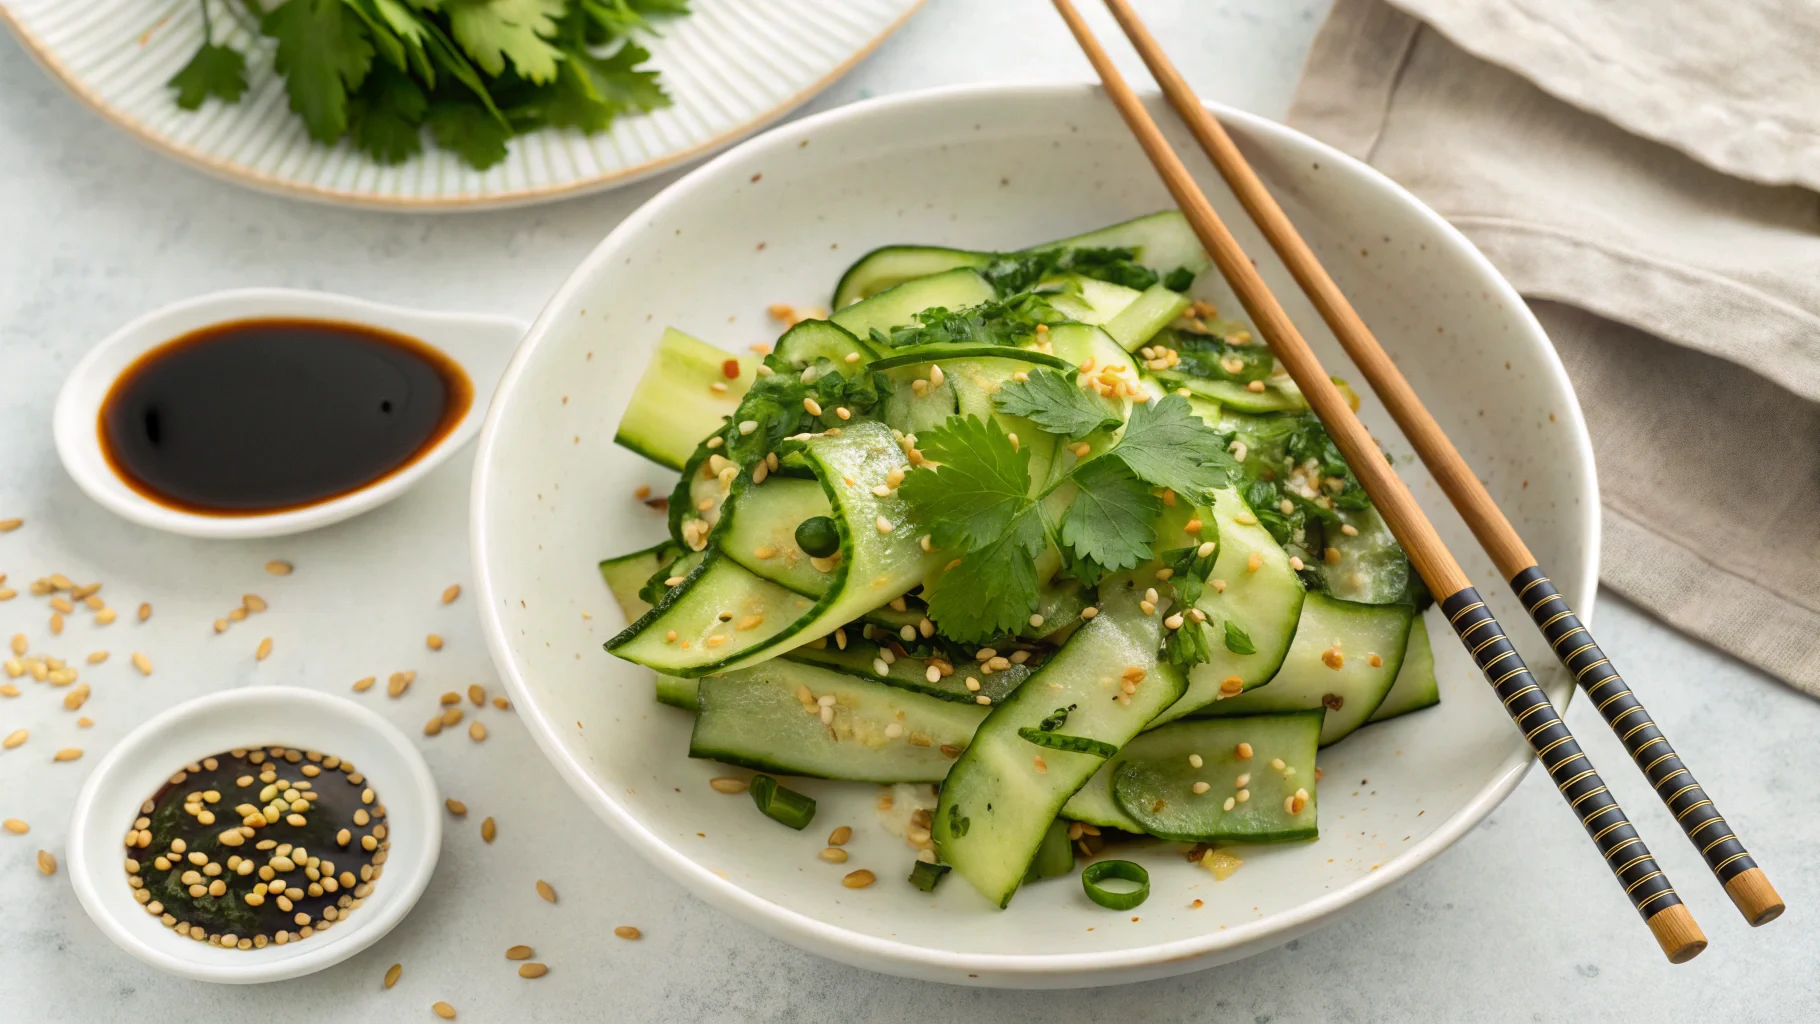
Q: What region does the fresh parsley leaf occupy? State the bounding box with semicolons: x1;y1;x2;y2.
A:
992;367;1123;440
448;0;566;84
922;511;1046;644
349;64;428;163
1222;619;1256;655
1059;457;1157;572
1105;394;1237;501
427;99;512;168
264;0;377;142
169;43;248;110
1163;267;1196;292
898;416;1032;551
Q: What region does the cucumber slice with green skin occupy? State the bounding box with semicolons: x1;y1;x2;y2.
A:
1195;592;1413;746
656;674;698;709
1044;211;1212;282
831;268;997;339
772;319;876;369
599;541;684;621
1151;488;1306;725
834;248;994;309
932;581;1187;907
716;476;835;597
609;421;940;676
1109;711;1323;842
1043;274;1144;326
1312;505;1417;606
858;598;927;634
786;641;1034;704
1106;285;1192;351
615;328;756;470
1366;613;1439;723
1023;818;1076;882
830;211;1211;309
668;440;728;547
868;346;1069;372
1153;373;1308;413
689;660;987;783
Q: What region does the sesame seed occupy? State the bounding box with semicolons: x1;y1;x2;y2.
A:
819;847;849;863
614;926;641;940
1368;653;1383;668
1080;606;1099;620
53;747;81;762
1247;381;1267;393
433;1002;456;1019
37;849;56;875
1236;789;1250;803
1223;797;1236;811
481;817;497;843
1340;523;1360;537
1247;552;1264;572
803;397;822;416
519;963;549;979
1033;754;1047;774
3;818;26;834
1236;742;1253;760
875;516;894;534
1029;614;1044;628
1288;556;1305;571
426;634;444;651
709;381;728;394
536;880;557;903
1008;433;1019;451
506;945;534;960
1139;601;1156;615
469;721;488;742
975;695;991;705
1192;781;1211;794
844;352;861;364
1188;753;1204;768
1163;613;1184;629
705;436;723;448
265;560;293;576
1196;540;1216;558
884;722;903;739
710;777;748;794
842;870;875;888
255;637;273;661
0;519;19;532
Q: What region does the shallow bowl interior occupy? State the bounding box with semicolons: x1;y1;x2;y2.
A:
470;84;1595;987
66;686;443;984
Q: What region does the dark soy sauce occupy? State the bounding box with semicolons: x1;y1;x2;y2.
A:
99;318;472;516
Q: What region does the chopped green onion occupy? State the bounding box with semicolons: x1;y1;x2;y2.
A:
749;774;816;830
908;860;951;892
1018;727;1118;759
793;516;841;558
1081;859;1149;910
1023;818;1075;882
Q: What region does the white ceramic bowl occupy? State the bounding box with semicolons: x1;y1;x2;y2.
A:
469;84;1597;987
53;288;524;539
66;687;443;984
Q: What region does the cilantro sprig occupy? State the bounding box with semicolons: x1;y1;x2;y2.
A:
169;0;684;170
901;393;1238;644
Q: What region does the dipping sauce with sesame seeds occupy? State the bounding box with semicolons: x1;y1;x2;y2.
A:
99;319;471;516
123;746;388;950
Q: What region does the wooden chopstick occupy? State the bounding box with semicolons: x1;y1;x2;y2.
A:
1095;0;1782;929
1048;0;1707;962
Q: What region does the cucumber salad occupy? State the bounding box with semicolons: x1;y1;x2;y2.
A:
599;211;1439;909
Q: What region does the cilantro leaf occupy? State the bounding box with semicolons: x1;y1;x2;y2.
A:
349;65;427;164
1163;267;1196;292
992;367;1122;440
1156;327;1273;384
448;0;566;84
1222;620;1256;655
898;417;1032;551
264;0;377;142
168;42;248;110
981;246;1160;296
1059;457;1157;572
714;361;884;467
922;509;1046;644
1106;394;1236;501
428;99;511;168
1164;618;1217;671
582;41;669;113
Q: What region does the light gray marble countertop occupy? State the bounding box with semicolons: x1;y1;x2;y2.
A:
2;1;1812;1020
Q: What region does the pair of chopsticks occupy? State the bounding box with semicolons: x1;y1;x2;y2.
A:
1051;0;1781;962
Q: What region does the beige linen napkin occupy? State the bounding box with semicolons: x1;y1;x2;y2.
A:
1288;0;1820;694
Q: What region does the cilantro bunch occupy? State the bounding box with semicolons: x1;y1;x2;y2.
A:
716;359;887;467
899;376;1238;644
168;0;684;170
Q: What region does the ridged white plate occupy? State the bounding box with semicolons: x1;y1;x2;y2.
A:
1;0;923;209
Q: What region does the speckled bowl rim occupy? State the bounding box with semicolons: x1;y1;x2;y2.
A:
469;82;1600;984
64;686;443;984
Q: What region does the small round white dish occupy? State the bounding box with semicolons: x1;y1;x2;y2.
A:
53;288;523;540
66;686;442;985
470;84;1598;987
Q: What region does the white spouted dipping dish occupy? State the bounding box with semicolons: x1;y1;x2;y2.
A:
469;83;1597;987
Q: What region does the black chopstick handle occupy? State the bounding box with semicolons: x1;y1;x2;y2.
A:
1511;567;1778;922
1442;589;1685;923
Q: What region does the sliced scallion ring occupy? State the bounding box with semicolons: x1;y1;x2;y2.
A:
1081;859;1149;910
